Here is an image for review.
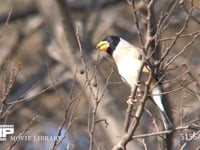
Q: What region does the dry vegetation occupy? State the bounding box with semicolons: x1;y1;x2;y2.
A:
0;0;200;150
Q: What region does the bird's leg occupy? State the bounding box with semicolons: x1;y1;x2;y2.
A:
127;83;141;105
136;86;143;98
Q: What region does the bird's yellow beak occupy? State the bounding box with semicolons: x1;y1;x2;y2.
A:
96;41;110;52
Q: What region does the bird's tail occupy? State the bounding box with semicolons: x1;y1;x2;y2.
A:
159;109;172;130
151;83;172;130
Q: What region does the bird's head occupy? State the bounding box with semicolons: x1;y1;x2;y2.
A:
96;35;120;55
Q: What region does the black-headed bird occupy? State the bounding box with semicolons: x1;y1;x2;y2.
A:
96;35;172;130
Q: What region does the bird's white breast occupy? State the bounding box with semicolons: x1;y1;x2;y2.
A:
116;54;142;88
112;39;143;88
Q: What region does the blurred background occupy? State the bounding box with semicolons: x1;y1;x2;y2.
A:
0;0;200;149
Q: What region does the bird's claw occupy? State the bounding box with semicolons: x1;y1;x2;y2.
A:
135;81;141;87
127;96;137;105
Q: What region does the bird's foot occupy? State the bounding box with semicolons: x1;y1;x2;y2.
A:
135;81;141;87
127;96;137;105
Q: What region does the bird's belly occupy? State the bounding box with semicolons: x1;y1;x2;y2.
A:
116;58;143;88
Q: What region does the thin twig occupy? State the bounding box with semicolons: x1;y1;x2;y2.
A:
159;3;197;65
163;33;200;69
0;8;13;37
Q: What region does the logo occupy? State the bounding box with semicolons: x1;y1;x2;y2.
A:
180;132;200;141
0;124;63;143
0;125;14;141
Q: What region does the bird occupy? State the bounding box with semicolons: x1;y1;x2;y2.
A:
96;35;172;130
